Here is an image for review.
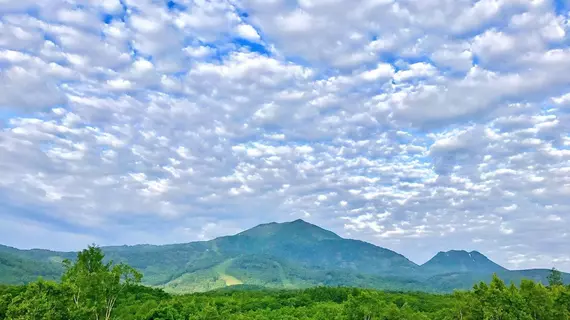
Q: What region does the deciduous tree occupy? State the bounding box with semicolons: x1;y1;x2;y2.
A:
547;268;564;287
62;245;142;320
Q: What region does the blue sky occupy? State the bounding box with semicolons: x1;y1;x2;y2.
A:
1;0;570;270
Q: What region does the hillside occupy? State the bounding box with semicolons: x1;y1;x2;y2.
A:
0;250;63;284
0;220;567;292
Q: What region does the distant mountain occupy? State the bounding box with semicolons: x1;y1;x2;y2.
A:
421;250;506;275
0;220;568;293
417;250;568;291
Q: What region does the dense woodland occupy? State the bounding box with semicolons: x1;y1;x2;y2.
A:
0;246;569;320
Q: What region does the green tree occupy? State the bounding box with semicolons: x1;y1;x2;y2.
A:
0;291;10;320
311;302;343;320
473;275;532;320
450;290;481;320
144;304;184;320
5;279;69;320
343;291;386;320
62;245;142;320
547;268;564;287
520;279;554;319
553;288;570;319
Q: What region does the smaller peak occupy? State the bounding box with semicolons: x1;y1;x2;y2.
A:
422;249;506;274
290;219;309;224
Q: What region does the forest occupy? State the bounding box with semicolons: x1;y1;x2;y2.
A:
1;246;569;320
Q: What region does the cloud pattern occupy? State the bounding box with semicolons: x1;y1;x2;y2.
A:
0;0;569;270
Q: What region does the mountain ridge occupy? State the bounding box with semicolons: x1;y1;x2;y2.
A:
1;220;567;293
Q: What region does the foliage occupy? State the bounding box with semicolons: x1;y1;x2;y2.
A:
62;245;143;320
0;245;142;320
548;268;564;287
5;279;69;320
1;255;570;320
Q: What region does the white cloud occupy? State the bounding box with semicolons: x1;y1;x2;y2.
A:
107;78;133;90
0;66;67;110
183;45;214;59
100;0;123;13
0;0;569;272
360;63;394;81
276;9;315;33
431;47;473;71
553;92;570;107
394;62;437;82
472;29;517;60
236;24;261;42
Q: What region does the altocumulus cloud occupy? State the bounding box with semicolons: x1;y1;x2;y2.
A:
0;0;570;270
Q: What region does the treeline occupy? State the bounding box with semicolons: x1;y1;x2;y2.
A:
0;246;569;320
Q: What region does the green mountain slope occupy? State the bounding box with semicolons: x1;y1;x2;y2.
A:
0;251;63;285
160;254;428;294
0;220;567;293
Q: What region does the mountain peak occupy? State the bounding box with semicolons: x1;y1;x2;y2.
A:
434;250;485;257
237;219;341;242
422;249;506;274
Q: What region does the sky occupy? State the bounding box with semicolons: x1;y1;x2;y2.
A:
0;0;569;271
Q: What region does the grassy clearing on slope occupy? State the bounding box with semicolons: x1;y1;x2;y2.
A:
214;259;243;286
161;269;226;294
219;274;243;286
161;259;244;294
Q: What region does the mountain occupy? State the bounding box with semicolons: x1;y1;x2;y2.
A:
0;220;567;293
214;219;419;277
421;250;506;275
